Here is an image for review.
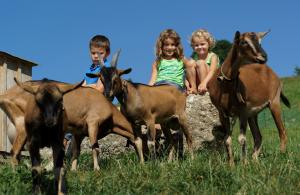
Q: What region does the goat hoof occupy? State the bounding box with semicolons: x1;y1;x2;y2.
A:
229;160;235;167
94;165;100;171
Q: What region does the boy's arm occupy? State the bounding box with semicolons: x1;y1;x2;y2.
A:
94;78;104;93
82;79;104;93
148;61;158;86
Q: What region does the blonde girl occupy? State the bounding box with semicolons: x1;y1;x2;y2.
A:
189;29;220;95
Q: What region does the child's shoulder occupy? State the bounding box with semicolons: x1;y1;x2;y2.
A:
209;51;218;57
207;52;219;61
182;56;194;63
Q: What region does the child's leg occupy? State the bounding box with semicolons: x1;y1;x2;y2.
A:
195;61;209;92
63;133;72;151
185;62;197;94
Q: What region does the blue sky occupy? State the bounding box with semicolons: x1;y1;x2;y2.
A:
1;1;299;84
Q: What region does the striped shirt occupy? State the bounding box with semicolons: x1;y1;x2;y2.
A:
156;59;184;87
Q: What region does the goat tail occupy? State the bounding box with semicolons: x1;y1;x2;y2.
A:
280;92;291;108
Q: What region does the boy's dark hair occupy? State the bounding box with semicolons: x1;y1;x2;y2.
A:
89;35;110;53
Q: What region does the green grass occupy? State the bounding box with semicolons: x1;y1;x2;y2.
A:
258;76;300;130
1;76;300;194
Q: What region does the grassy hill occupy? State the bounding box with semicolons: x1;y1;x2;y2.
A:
0;77;299;194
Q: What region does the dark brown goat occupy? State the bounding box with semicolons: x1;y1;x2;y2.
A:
87;51;193;160
14;78;82;195
0;80;144;171
207;31;290;165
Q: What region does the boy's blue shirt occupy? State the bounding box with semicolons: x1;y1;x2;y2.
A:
84;59;109;84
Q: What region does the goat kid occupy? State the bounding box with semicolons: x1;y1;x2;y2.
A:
64;86;144;171
208;31;290;166
14;78;82;195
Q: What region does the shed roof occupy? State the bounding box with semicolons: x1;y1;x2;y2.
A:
0;51;38;67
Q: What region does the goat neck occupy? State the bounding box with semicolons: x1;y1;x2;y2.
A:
116;80;144;118
218;47;236;81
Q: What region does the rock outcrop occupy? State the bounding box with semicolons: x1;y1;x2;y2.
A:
76;93;222;158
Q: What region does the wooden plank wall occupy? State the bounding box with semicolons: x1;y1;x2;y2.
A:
0;58;7;152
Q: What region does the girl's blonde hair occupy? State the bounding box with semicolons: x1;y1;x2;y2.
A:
190;29;216;60
190;29;216;50
155;29;184;63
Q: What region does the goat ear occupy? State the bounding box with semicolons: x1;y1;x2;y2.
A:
60;80;84;95
14;77;38;95
118;68;132;76
86;73;100;78
257;29;271;43
111;49;121;67
234;31;240;44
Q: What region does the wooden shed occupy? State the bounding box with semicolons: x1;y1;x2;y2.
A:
0;51;38;152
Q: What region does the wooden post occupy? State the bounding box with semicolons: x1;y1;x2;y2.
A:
0;59;7;151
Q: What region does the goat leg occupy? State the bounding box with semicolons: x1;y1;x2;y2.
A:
238;115;248;165
219;113;234;166
112;126;144;163
29;143;42;195
70;135;84;171
160;124;175;162
52;143;67;195
10;127;27;168
269;101;287;152
248;116;262;161
146;118;156;160
178;114;194;160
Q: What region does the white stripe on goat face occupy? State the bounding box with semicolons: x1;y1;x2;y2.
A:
244;36;258;54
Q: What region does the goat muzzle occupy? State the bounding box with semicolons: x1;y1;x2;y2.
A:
255;55;267;64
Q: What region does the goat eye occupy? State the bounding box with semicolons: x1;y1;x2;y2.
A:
240;41;248;46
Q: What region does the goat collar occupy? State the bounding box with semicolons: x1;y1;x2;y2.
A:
218;65;232;82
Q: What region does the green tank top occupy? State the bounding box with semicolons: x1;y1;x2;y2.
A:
192;52;220;67
156;59;184;87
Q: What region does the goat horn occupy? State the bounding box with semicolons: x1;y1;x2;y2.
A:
234;31;241;43
257;29;271;43
60;80;84;95
111;49;121;67
14;77;38;95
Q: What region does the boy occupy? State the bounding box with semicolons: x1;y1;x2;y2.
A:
63;35;111;150
82;34;111;92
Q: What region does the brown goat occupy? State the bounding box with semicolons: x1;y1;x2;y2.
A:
87;51;193;160
64;86;144;170
0;80;144;171
207;31;290;165
14;78;82;195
